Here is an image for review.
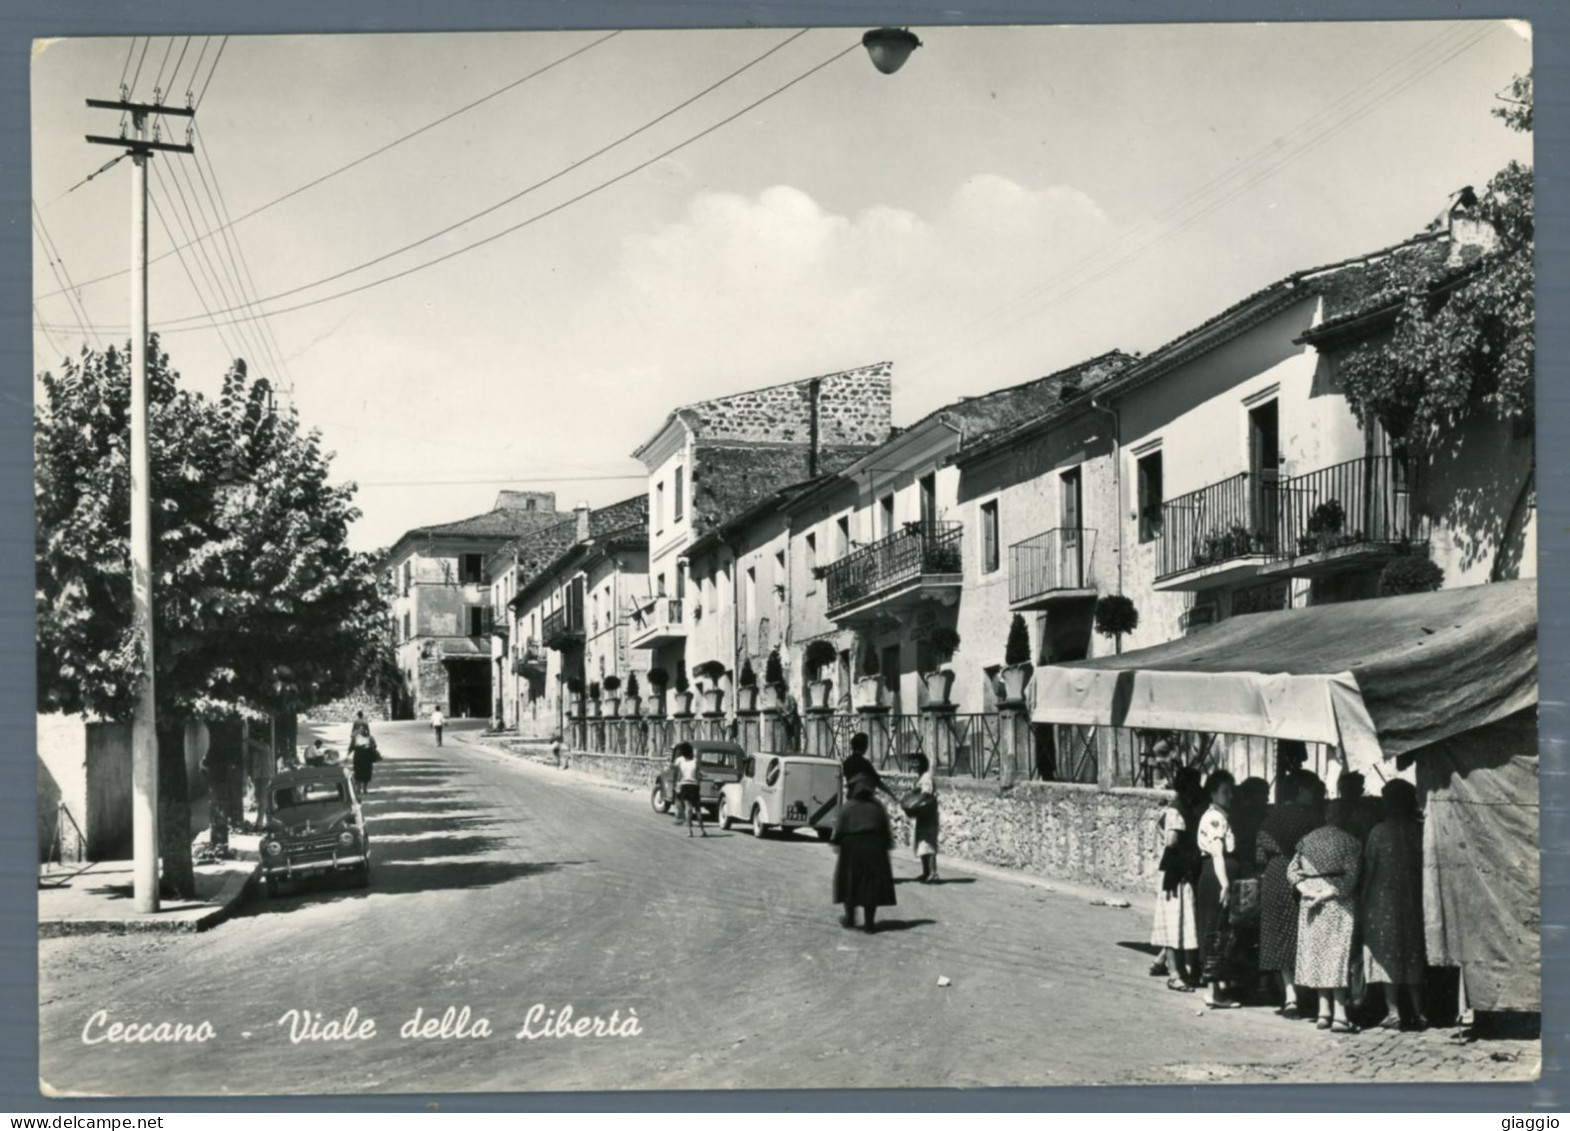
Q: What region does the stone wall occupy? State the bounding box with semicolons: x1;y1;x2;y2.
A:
689;362;893;447
534;733;1168;894
303;691;392;724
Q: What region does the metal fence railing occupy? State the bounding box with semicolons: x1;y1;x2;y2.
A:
1271;455;1418;561
1009;527;1095;604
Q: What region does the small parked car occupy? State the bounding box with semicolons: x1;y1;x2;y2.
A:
650;740;745;817
718;753;843;840
260;765;370;895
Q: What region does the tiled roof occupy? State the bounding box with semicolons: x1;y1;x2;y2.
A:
385;504;564;565
1297;240;1486;347
952;351;1136;462
507;495;648;604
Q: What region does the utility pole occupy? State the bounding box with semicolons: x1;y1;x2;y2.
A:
87;95;196;914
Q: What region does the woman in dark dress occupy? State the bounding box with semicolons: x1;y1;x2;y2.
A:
832;776;897;934
1256;769;1324;1017
1196;770;1240;1008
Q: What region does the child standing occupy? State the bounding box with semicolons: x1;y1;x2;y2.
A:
909;752;940;883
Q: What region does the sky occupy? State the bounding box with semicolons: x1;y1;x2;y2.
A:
30;21;1532;552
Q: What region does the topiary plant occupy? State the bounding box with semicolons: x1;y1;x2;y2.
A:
694;659;727;684
625;672;640;699
567;676;585;696
927;626;961;668
646;667;669;690
1004;614;1032;666
674;672;690;694
804;639;837;676
1094;594;1140;639
739;659;758;688
1378;555;1444;596
587;681;601;700
764;647;786;687
861;647;880;677
602;674;621;694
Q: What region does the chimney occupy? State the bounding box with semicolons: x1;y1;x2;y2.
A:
1445;185;1498;266
808;377;822;478
574;500;591;543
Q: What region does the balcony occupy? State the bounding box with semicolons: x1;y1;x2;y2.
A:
541;602;584;650
1009;528;1097;610
1259;455;1422;579
629;596;686;651
1155;473;1276;591
825;520;963;622
514;638;548;676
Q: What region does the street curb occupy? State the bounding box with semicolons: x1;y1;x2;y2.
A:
457;732;1141;907
38;860;261;939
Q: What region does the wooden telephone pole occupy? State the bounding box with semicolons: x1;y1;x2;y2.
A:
86;96;196;914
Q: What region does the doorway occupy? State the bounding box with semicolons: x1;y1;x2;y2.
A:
1060;466;1083;587
881;643;902;718
1248;400;1280;552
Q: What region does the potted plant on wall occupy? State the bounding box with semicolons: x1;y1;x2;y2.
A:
804;639;837;710
694;660;727;715
1000;614;1032;704
566;675;585;717
621;673;643;717
1094;594;1140;655
761;647;787;711
644;667;667;716
924;626;962;706
602;674;622;717
854;646;886;710
671;671;694;717
735;659;760;713
586;680;602;718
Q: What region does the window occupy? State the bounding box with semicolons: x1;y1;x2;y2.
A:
745;566;757;621
836;515;850;558
656;573;667;598
461;554;484;584
676;563;687;599
880;494;896;537
402;611;411;642
655;482;665;533
920;473;937;528
981;500;1000;574
673;467;684;521
468;607;484;636
806;532;818;577
402;560;412;596
1137;451;1164;543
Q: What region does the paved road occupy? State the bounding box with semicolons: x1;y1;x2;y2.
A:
38;722;1534;1097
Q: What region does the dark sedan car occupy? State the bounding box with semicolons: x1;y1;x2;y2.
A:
261;765;370;895
650;740;745;818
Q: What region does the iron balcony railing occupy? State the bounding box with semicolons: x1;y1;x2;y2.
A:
1158;472;1272;579
1158;458;1419;580
1272;455;1417;560
1009;527;1095;604
825;520;963;615
541;601;584;649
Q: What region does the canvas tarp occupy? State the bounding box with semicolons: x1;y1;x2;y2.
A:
1417;709;1540;1013
1032;579;1537;772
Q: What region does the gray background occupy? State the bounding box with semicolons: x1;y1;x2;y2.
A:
0;0;1562;1112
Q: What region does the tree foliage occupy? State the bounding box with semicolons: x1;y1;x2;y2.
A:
1338;72;1533;445
35;340;385;722
1004;614;1032;666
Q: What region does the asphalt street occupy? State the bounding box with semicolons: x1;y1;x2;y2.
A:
38;721;1528;1097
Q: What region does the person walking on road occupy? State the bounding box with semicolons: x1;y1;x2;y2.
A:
672;741;707;837
907;752;940;883
841;732;897;803
832;775;897;934
431;706;445;747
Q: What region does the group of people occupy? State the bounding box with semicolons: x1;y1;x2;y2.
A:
1149;762;1428;1034
286;711;382;796
830;735;939;934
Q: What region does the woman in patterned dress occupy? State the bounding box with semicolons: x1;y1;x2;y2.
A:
1361;779;1428;1029
1288;804;1364;1032
1256;769;1324;1017
1149;767;1202;989
1195;770;1240;1009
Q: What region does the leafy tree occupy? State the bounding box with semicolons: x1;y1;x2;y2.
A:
1338;72;1533;444
1378;556;1445;597
35;340;383;896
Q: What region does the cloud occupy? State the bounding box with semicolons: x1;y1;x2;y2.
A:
551;173;1114;422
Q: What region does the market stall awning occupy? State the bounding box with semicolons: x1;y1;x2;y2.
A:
1032;579;1537;772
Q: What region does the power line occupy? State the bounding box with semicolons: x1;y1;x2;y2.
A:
33;302;65;360
148;181;243;364
38;30;623;302
32;202;99;349
357;472;648;488
183;37;212;103
118;37;138;89
128;37;862;335
165;37;193;102
194;36;227;107
150;38;176;101
148;28;810;319
128;37;152;99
